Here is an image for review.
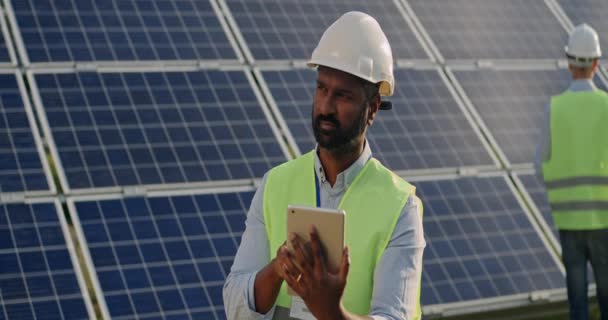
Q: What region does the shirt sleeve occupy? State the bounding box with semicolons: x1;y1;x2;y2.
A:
223;174;276;320
534;102;551;177
369;195;426;320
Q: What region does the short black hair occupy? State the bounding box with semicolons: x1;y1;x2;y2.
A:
361;80;380;101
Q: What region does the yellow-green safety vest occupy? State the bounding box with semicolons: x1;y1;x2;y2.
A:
263;151;421;317
543;89;608;230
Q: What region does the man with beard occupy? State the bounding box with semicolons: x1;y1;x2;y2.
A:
223;12;425;320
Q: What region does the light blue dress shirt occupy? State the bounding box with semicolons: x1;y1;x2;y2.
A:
223;142;426;320
534;79;597;176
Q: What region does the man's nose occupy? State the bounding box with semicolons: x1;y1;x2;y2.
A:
316;94;336;115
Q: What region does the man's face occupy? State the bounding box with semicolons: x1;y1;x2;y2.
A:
312;67;373;154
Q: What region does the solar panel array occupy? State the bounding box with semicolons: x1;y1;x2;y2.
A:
416;174;564;306
223;0;430;62
0;71;51;195
406;0;567;61
8;0;241;64
30;69;289;193
450;68;572;166
0;200;93;319
450;68;608;167
259;67;496;173
69;189;253;319
2;0;607;319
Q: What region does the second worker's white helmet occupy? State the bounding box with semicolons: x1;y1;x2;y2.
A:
565;23;601;67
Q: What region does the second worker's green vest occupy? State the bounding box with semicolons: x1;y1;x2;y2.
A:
543;89;608;230
263;151;421;317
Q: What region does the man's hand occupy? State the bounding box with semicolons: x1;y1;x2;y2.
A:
253;240;295;313
284;226;351;320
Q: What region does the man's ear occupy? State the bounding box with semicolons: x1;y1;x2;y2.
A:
367;94;381;125
592;59;599;73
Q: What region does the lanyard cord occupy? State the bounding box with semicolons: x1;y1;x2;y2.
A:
314;170;321;207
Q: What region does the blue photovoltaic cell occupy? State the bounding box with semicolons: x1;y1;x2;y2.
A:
225;0;429;60
260;68;494;172
34;70;287;191
0;201;90;319
557;0;608;56
407;0;566;60
416;175;564;306
10;0;238;63
516;173;556;238
452;69;607;165
0;73;49;194
0;18;11;63
74;191;253;319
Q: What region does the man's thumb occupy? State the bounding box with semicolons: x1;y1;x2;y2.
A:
339;246;350;282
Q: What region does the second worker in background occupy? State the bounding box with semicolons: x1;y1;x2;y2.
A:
536;23;608;320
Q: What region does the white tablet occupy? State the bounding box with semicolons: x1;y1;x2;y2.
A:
286;205;345;295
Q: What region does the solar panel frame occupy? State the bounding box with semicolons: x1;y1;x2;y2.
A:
27;66;292;195
3;0;245;68
0;197;96;319
218;0;435;65
511;170;560;252
0;6;18;67
402;0;569;63
446;63;608;170
254;65;500;176
67;185;256;320
0;69;56;198
406;172;566;316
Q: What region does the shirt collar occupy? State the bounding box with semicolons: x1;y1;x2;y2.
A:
568;79;596;92
313;140;372;188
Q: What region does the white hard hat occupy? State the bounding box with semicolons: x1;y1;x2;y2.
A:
307;11;394;102
565;23;601;66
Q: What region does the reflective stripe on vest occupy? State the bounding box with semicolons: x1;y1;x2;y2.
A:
543;90;608;230
263;151;419;316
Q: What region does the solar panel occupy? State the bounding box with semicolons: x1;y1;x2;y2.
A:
0;199;94;319
450;67;608;166
415;174;564;310
557;0;608;56
513;172;557;240
0;13;15;65
223;0;430;61
257;67;496;173
70;188;254;319
7;0;240;64
450;68;569;166
30;68;289;193
406;0;567;60
0;71;53;195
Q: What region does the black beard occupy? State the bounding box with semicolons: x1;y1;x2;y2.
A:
312;103;368;155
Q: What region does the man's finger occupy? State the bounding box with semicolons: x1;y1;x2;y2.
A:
290;232;313;268
338;246;350;284
309;225;326;276
283;263;307;297
277;250;299;279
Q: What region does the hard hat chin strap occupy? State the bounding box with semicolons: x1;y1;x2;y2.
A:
566;54;597;68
